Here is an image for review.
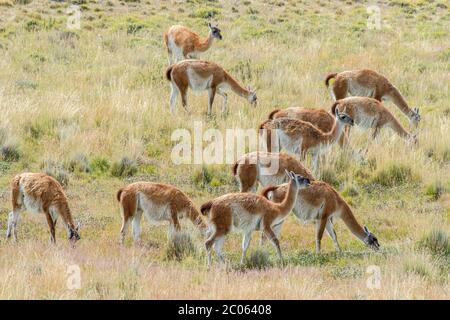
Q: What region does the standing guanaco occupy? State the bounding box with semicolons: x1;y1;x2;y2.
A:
259;108;354;172
200;171;310;266
164;23;222;65
331;97;417;143
261;182;380;253
268;107;349;147
166;59;257;115
7;172;80;243
232;151;315;192
325;69;420;125
117;182;207;244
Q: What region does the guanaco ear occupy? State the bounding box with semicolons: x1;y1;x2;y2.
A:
284;169;293;180
364;226;370;234
208;22;212;29
76;221;81;231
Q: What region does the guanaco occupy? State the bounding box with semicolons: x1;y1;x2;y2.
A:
200;171;311;266
165;59;257;115
331;97;417;143
325;69;420;125
259;108;354;172
261;182;380;253
268;107;349;147
164;23;222;65
232;151;315;193
117;182;207;244
7;172;80;243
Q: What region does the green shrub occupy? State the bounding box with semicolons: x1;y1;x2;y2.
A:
191;7;220;19
111;157;137;177
319;168;340;187
165;231;196;261
404;259;432;278
91;157;110;175
370;164;414;187
243;249;273;270
424;182;444;201
0;144;21;162
66;154;91;173
418;229;450;257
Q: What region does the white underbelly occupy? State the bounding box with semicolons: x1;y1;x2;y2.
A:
348;80;374;98
231;205;261;233
187;68;212;91
278;131;301;154
355;114;376;129
258;173;286;188
138;193;171;222
293;200;323;223
22;195;43;214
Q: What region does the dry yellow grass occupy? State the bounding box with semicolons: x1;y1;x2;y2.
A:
0;0;449;299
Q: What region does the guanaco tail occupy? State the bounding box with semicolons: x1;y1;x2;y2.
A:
261;182;380;253
117;182;207;244
200;170;310;266
164;23;222;65
166;59;257;115
232;151;315;193
7;172;80;243
325;69;420;125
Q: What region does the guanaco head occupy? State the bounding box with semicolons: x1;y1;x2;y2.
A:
69;222;81;243
335;108;354;126
247;86;257;106
410;107;421;125
208;23;222;40
285;170;311;189
363;226;380;250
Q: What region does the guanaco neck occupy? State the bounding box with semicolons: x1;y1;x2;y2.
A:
197;32;214;52
386;86;414;120
274;180;298;217
224;72;251;98
339;203;367;242
187;205;208;234
322;118;346;144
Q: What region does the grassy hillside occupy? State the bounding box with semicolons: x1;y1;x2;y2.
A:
0;0;449;299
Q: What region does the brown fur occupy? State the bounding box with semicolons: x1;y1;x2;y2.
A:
332;97;416;142
233;151;315;192
202;173;307;265
261;181;378;252
117;182;207;243
259;115;351;162
268;107;349;147
164;25;219;63
7;172;79;243
326;69;419;124
167;59;256;115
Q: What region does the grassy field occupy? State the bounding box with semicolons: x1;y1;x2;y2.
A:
0;0;449;299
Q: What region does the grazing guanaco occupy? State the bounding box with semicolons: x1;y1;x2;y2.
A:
259;108;354;172
165;59;257;115
232;151;315;193
6;172;80;243
331;97;417;143
325;69;420;125
200;171;311;266
268;107;349;147
117;182;207;244
261;182;380;253
164;23;222;64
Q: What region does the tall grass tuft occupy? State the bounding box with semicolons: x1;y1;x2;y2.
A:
165;231;196;261
418;229;450;257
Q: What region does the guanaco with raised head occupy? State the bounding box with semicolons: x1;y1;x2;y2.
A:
7;172;80;243
325;69;420;125
117;182;207;244
331;97;417;143
200;170;311;266
259;108;354;172
232;151;315;193
164;23;222;64
268;107;349;147
261;182;380;253
165;59;257;115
